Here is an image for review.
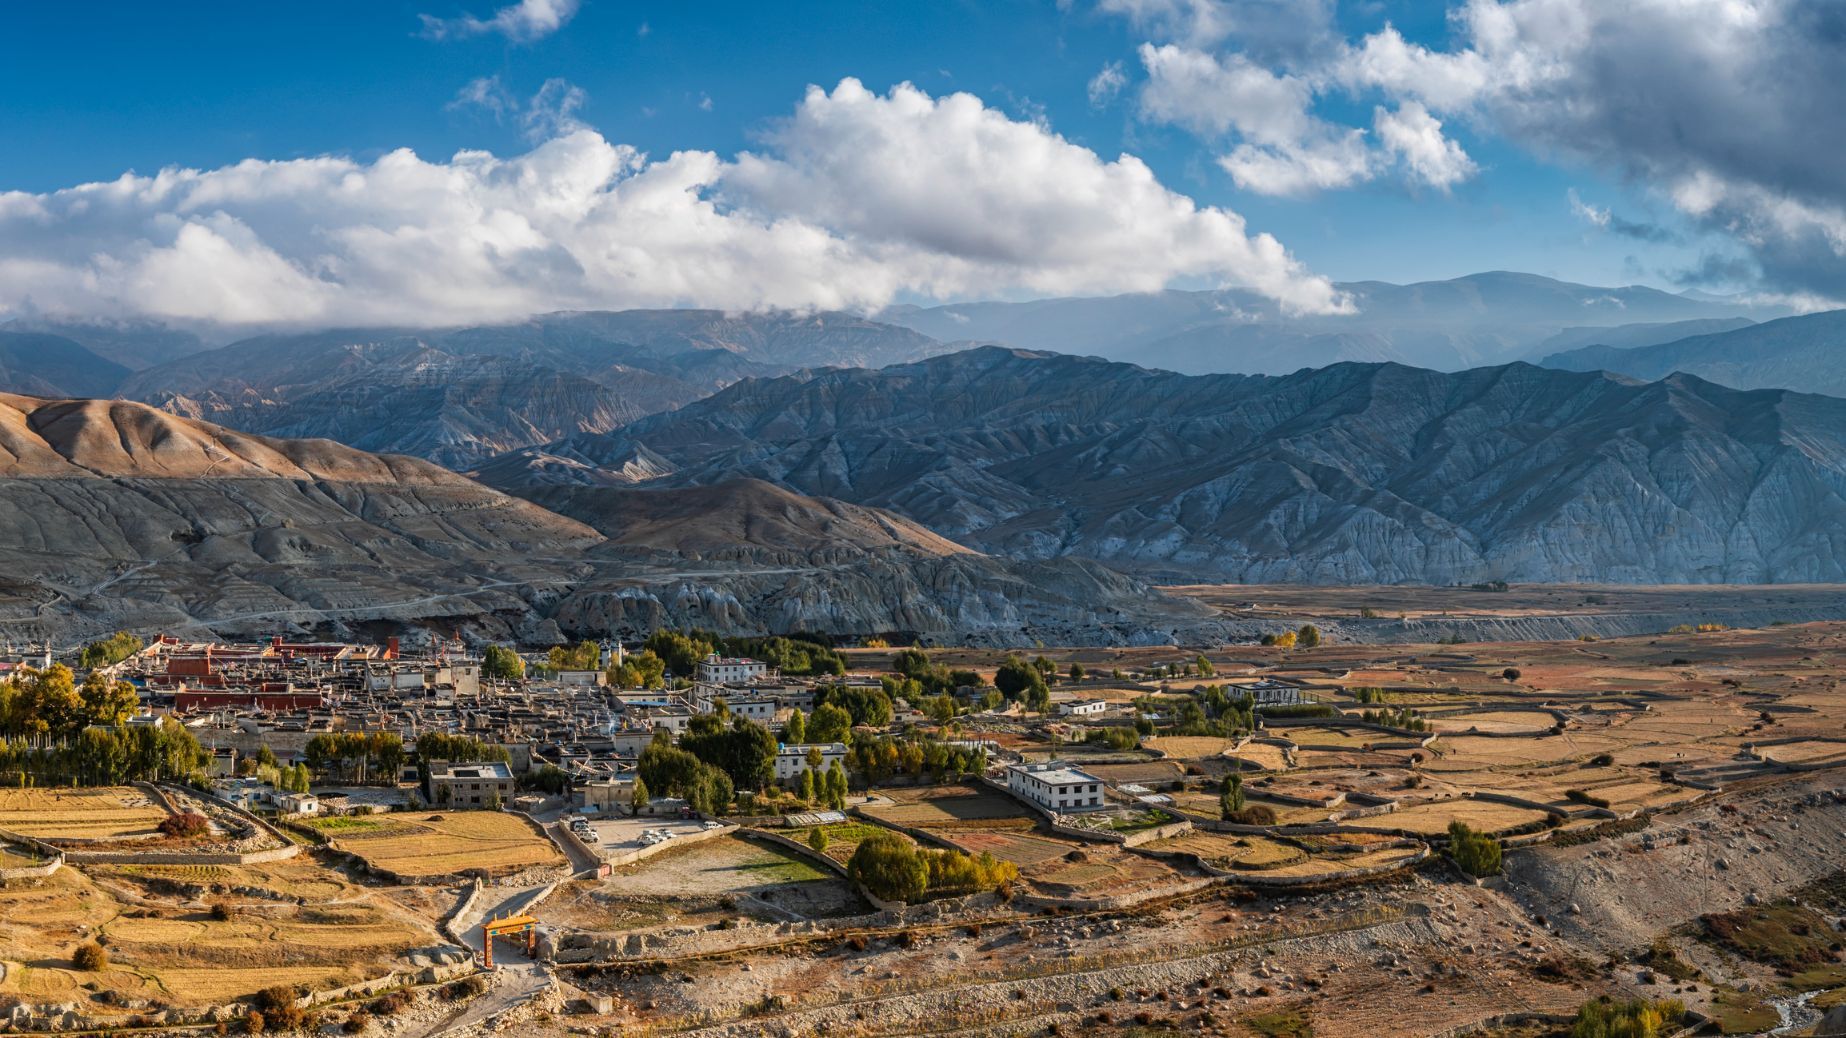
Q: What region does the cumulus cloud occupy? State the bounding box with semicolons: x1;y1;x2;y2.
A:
420;0;578;42
1373;102;1475;191
0;78;1345;329
1087;61;1128;107
1134;44;1473;195
1104;0;1846;297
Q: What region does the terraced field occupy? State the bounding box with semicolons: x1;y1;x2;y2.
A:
313;810;565;878
1344;798;1553;837
0;855;439;1011
0;787;168;842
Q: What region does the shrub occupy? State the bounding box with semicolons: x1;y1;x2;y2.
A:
369;991;412;1016
256;986;304;1030
159;812;212;839
1447;820;1503;878
244;1012;266;1035
72;941;108;971
1568;996;1685;1038
342;1010;372;1034
1226;805;1279;826
210;902;234;921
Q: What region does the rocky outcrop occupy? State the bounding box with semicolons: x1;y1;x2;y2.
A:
489;347;1846;585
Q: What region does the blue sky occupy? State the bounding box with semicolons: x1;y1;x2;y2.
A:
0;1;1828;328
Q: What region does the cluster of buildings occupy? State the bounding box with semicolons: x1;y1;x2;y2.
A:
87;636;868;811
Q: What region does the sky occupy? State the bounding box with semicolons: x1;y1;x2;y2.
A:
2;0;1842;329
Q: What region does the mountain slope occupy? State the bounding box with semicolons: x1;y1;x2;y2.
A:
486;346;1846;584
882;272;1783;374
0;332;133;398
0;394;601;644
1541;309;1846;396
0;394;1228;647
120;310;951;467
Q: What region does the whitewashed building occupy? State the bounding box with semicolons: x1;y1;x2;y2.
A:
1005;762;1107;813
1058;699;1110;717
774;742;848;782
695;653;769;685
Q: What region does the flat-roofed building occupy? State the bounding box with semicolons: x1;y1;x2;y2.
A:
1005;762;1107;813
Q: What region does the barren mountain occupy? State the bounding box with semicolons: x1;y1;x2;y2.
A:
488;346;1846;584
1541;309;1846;396
0;395;1227;647
120;309;950;467
0;394;601;645
881;271;1782;373
0;332;132;398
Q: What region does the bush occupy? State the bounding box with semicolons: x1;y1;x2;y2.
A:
210;902;235;921
72;941;108;971
1568;996;1685;1038
244;1012;266;1035
1447;820;1503;878
369;991;412;1016
342;1010;372;1034
159;812;212;839
1226;805;1279;825
256;986;304;1030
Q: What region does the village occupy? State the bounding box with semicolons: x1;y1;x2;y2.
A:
0;621;1842;1038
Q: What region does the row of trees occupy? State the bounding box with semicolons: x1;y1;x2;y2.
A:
0;665;140;738
303;732;406;785
1260;624;1323;648
78;631;145;669
845;831;1017;903
845;734;987;785
0;723;207;786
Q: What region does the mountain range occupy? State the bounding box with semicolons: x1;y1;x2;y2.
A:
0;393;1226;647
482;346;1846;585
880;271;1784;375
1541;309;1846;398
109;309;952;468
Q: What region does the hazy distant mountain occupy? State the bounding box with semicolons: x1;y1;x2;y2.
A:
881;271;1784;374
0;331;132;397
487;345;1846;584
121;309;951;467
1526;317;1756;359
1541;310;1846;397
0;318;213;371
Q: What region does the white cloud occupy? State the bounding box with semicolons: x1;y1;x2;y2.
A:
1567;188;1610;229
1087;61;1128;107
1373;102;1475;190
0;79;1346;329
419;0;578;42
1136;43;1312;143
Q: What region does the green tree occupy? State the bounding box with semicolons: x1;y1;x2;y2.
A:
643;630;716;677
481;645;524;683
611;649;666;689
1297;624;1322;649
78;671;139;728
1068;662;1086;681
807;703;854;744
808;827;830;854
1447;820;1503;877
1221;774;1245;819
784;708;807;743
1195;654;1215;677
993;656;1047;705
629;775;650;814
799;768;817;802
847;832;929;903
546;640;601;672
79;632;144;670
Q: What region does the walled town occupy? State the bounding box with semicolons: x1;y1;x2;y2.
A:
0;619;1843;1038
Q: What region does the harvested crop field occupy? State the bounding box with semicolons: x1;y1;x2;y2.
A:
0;786;168;842
1143;736;1238;758
1146;831;1307;870
861;785;1033;829
945;828;1083;868
0;856;438;1011
555;834;865;923
1345;798;1552;836
313;810;564;878
1428;709;1558;734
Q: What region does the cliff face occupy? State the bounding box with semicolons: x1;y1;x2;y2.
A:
120;309;951;468
487;346;1846;585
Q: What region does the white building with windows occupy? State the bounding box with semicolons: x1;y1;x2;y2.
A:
1058;699;1109;717
695;653;769;685
774;742;848;782
1005;762;1108;813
